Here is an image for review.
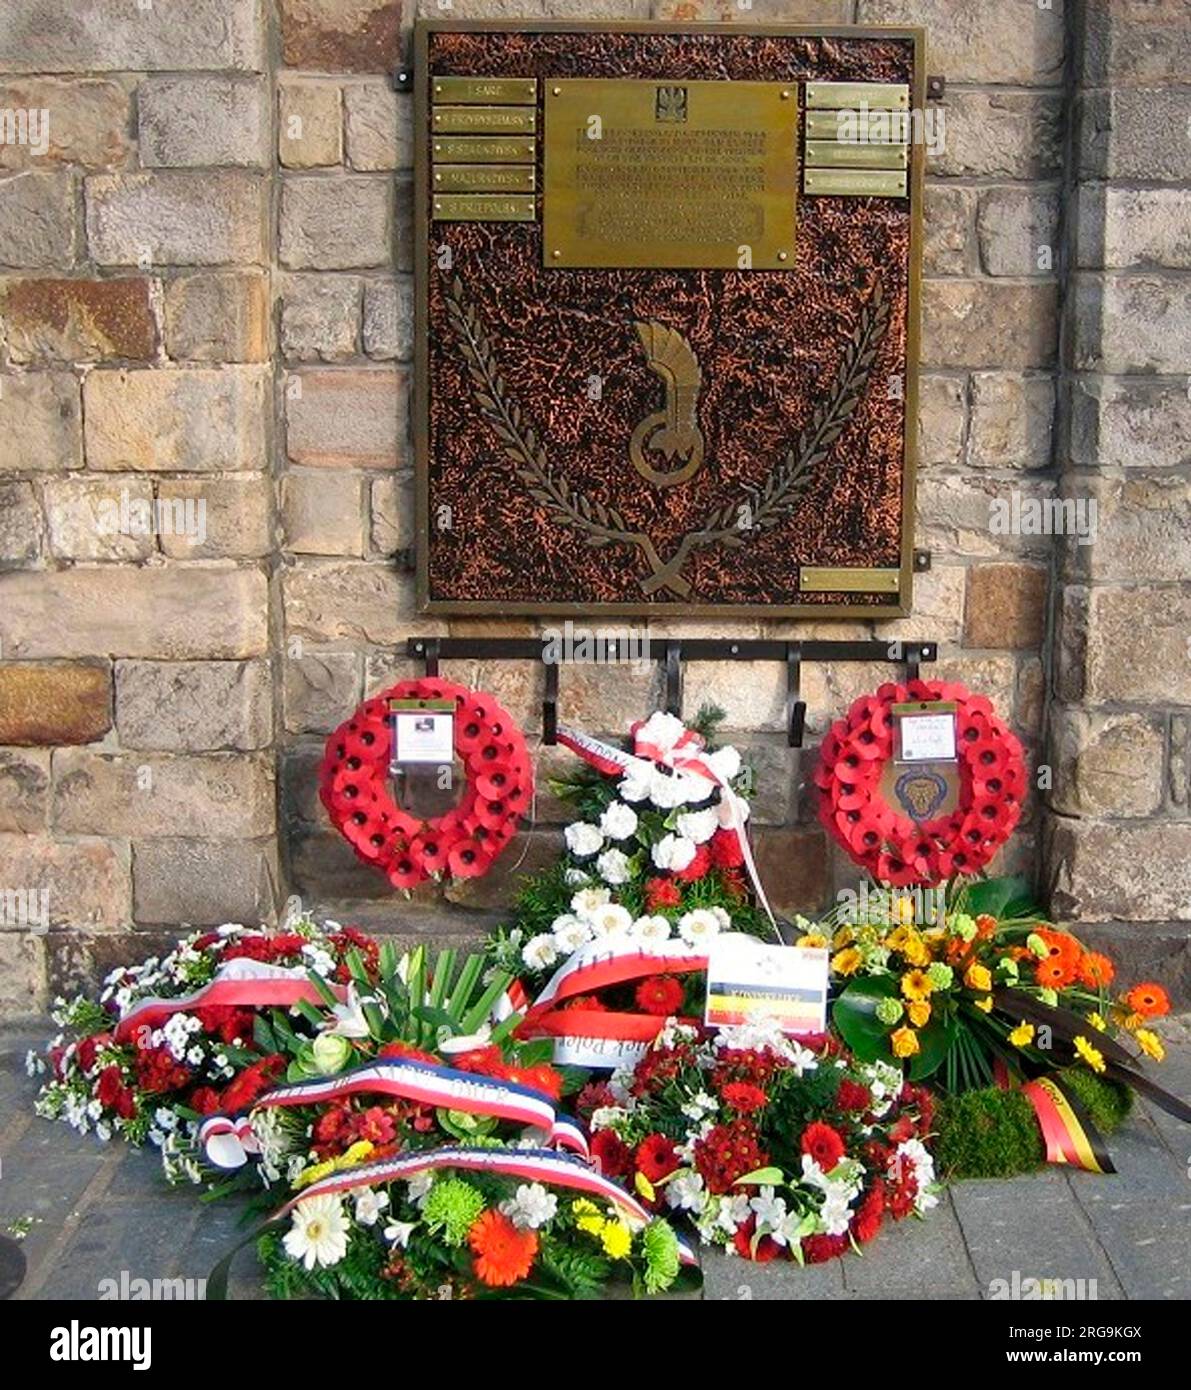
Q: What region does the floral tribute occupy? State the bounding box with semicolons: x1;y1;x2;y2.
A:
488;707;773;997
586;1021;938;1264
815;678;1027;887
320;678;533;891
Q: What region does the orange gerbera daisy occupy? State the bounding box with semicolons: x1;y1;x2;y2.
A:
1035;955;1078;989
468;1209;538;1288
1123;982;1170;1020
1036;928;1082;968
1078;951;1115;990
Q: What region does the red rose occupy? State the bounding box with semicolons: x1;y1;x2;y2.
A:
635;1133;680;1183
591;1129;632;1178
709;829;745;869
644;877;682;910
800;1121;846;1174
634;974;686;1017
733;1217;783;1263
674;845;711;883
720;1081;768;1115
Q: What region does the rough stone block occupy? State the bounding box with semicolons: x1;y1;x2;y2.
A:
683;660;785;731
752;828;830;915
0;0;266;73
1072;274;1191;374
1077;186;1191;271
0;78;130;169
163;271;269;364
282;560;412;644
279;175;393;270
917;473;1057;559
1079;88;1191;182
285;367;407;467
969;373;1054;470
156;475;273;560
0;276;157;364
283;651;362;734
916;373;965;469
0;747;49;832
875;563;966;646
923;281;1058;369
1081;0;1191;86
0;832;130;930
932;92;1063;180
280;0;405;73
963;562;1047;650
1069;377;1191;471
137;77;268;168
43;474;156;561
0;932;47;1018
0;567;269;659
0;172;75;268
53;750;275;839
280;275;361;361
279;80;343;169
368;470;413;556
857;0;1065;85
1069;474;1191;585
1084;585;1191;704
345;80;411;171
85;171;267;267
0;662;111;744
132;838;278;927
0;372;82;471
1050;708;1165;819
0;478;43;564
362;276;413;360
115;659;273;752
977;186;1061;277
84;366;269;471
283;470;366;556
922;182;975;277
1048;819;1191;924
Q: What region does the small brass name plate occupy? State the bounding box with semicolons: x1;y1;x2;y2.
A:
804;110;909;143
804;140;908;170
432;105;537;134
543;78;797;269
805;81;909;110
433;136;537;163
803;168;908;197
433;164;536;193
800;566;902;593
432;77;537;105
432;193;537;222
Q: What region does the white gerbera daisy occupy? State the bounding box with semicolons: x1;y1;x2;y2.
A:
522;934;560;971
551;914;592;953
571;886;611;918
283;1195;349;1271
629;914;672;942
677;908;722;946
587;903;633;939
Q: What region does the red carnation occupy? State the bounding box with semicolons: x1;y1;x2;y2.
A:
188;1086;222;1116
563;994;608;1012
802;1232;849;1264
709;828;745;869
76;1034;107;1074
836;1079;872;1112
674;844;711;883
851;1182;886;1244
635;1133;680;1183
644;877;682;910
733;1217;783;1263
591;1129;632;1178
574;1081;616;1120
635;974;686;1017
719;1081;768;1115
801;1121;846;1174
219;1053;284;1114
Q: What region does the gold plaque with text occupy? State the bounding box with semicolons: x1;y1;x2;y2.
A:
433;164;536;192
432;193;537;221
432;77;537;104
432;106;537;134
432;136;537;163
543;79;797;269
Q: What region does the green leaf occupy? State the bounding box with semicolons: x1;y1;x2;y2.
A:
957;874;1040;923
831;976;899;1062
907;1014;958;1080
305;969;339;1010
292;997;326;1029
732;1166;784;1187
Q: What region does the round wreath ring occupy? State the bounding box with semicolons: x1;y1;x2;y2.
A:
813;678;1027;888
319;678;533;890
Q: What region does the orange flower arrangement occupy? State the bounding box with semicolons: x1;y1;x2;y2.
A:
468;1209;539;1287
1123;982;1171;1020
1035;954;1079;989
1078;951;1115;990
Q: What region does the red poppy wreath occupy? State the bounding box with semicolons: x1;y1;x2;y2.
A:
813;678;1027;888
319;678;533;890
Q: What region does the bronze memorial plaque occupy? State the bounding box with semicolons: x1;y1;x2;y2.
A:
415;20;926;617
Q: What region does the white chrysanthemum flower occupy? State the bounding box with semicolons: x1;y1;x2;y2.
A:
676;806;719;844
564;821;604;858
590;1105;632;1131
677;908;722;946
599;801;639;841
571;886;611;918
500;1182;558;1230
522;934;559;971
652;833;696;873
283;1195;349;1271
354;1189;389;1226
551;914;591;953
635;711;687;756
596;848;631;885
587;903;633;939
629;914;672;942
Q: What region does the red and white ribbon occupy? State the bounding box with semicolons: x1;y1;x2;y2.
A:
114;959;347;1044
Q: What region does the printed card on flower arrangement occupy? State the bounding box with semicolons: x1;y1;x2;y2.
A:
704;935;829;1037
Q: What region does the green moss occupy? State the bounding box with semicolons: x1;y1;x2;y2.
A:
934;1089;1045;1179
1059;1066;1132;1134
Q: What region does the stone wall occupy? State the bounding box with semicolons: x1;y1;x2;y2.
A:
0;0;1186;1018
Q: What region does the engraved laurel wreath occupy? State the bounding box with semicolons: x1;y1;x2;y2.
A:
444;275;889;599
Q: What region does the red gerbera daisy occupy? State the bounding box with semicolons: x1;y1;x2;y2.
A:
635;1133;680;1183
591;1129;632;1178
800;1121;846;1174
719;1081;768;1114
635;974;685;1017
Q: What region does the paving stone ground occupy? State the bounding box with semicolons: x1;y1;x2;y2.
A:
2;1019;1188;1303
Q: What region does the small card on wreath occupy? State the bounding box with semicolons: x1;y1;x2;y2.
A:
704;935;829;1037
389;698;456;767
892;700;957;764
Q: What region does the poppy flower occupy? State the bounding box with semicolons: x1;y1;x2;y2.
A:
447;838;490;878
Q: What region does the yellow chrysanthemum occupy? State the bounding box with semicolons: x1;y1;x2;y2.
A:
572;1199;599;1217
1008;1022;1035;1048
907;1000;932;1028
1073;1035;1106;1074
293;1159;335;1190
974;995;994;1013
832;924;855;949
576;1214;606;1237
1087;1011;1106;1032
339;1140;374;1167
890;1026;920;1059
797;933;829;950
1135;1028;1165;1062
601;1221;633;1260
964;962;992;993
900;969;933;1002
832;947;864;977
